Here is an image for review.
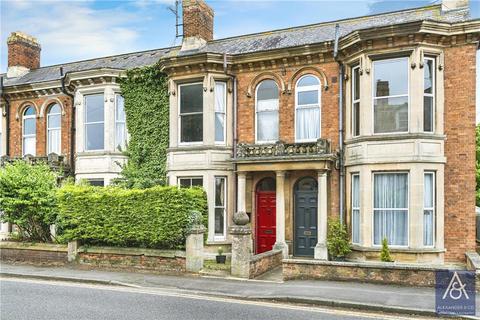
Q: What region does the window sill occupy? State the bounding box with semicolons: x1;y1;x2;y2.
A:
351;244;445;253
345;133;446;144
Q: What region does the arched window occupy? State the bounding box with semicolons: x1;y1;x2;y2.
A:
47;103;61;154
256;80;279;143
23;106;36;156
295;75;321;142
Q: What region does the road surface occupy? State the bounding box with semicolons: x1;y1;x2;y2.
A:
0;278;433;320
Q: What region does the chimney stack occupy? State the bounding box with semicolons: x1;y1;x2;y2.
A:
442;0;469;11
181;0;214;51
7;31;41;78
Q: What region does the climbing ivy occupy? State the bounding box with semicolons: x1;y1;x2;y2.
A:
114;64;169;188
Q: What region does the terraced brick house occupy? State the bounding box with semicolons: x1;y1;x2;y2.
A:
1;0;478;265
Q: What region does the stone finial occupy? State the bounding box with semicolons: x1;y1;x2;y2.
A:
233;211;249;226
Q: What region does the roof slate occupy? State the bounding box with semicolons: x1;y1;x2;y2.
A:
2;4;470;87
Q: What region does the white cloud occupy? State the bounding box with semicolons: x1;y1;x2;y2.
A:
0;0;145;71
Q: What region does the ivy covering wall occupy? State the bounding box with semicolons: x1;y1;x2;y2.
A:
115;65;169;188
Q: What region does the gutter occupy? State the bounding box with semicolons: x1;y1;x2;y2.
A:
334;24;345;225
59;67;76;176
0;76;10;156
223;53;238;212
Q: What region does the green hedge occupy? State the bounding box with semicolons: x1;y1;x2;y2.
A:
56;185;207;249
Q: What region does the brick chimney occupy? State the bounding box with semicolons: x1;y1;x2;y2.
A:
7;31;41;78
181;0;214;51
442;0;469;11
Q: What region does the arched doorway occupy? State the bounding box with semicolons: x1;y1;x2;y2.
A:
294;177;318;257
255;177;276;254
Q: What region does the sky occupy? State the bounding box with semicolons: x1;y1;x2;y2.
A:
1;0;480;119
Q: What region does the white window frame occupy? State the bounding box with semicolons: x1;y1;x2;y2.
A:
177;176;204;188
255;80;279;144
214;81;227;145
214;176;227;241
47;104;62;155
84;93;105;152
294;74;321;142
372;171;409;248
423;57;435;133
351;173;360;244
22;106;36;156
115;94;127;151
372;57;410;135
423;171;435;247
351;65;360;137
178;82;203;146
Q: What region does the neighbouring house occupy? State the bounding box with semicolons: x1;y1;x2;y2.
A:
0;0;478;265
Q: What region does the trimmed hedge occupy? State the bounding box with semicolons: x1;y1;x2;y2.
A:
56;185;207;249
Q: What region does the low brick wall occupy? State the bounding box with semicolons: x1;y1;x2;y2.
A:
78;246;186;273
283;259;464;287
0;241;67;265
249;250;283;279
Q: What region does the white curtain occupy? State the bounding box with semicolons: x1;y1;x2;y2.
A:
257;99;278;142
296;107;319;141
352;175;360;243
423;173;434;246
115;123;126;150
23;137;36;156
373;173;408;246
48;129;61;154
215;83;226;143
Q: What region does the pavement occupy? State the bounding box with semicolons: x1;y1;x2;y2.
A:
1;263;479;319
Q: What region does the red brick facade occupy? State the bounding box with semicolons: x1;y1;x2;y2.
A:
8;95;73;161
443;43;477;262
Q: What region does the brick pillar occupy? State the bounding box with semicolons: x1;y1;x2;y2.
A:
186;224;206;272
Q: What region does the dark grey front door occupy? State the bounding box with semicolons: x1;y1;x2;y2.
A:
294;177;318;257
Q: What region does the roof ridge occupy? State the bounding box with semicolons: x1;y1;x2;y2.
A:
205;4;443;45
15;45;178;73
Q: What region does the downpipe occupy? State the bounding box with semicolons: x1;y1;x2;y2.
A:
0;76;11;156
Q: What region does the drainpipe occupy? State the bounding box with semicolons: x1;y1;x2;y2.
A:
223;53;238;213
0;76;10;156
60;67;76;176
333;24;345;225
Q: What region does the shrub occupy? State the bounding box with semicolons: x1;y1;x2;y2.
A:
326;218;351;259
56;185;207;249
0;161;58;242
380;238;394;262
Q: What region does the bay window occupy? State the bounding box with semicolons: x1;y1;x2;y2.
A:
47;103;61;155
22;106;36;156
373;58;409;133
115;95;127;151
215;82;226;144
423;58;435;133
373;172;408;246
256;80;279;143
295;75;321;141
214;177;227;239
85;94;104;151
351;174;360;244
179;83;203;143
352;66;360;137
423;172;435;246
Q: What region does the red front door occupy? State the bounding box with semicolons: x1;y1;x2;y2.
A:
256;191;276;254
